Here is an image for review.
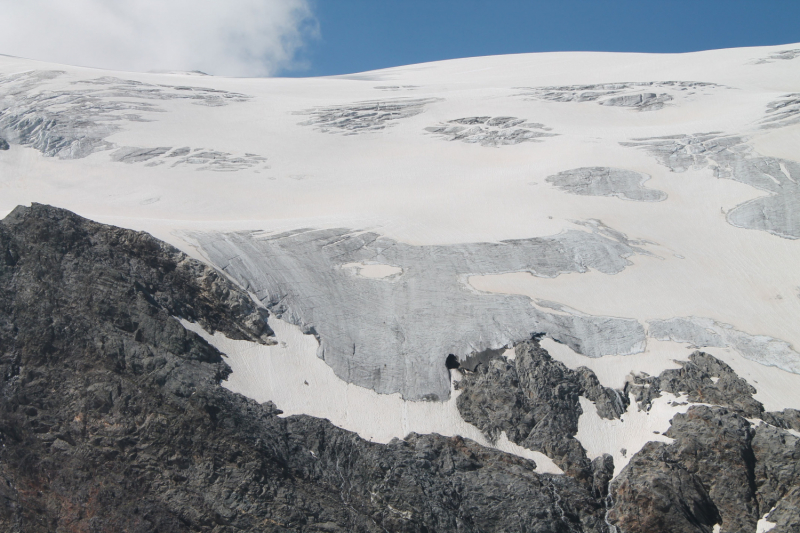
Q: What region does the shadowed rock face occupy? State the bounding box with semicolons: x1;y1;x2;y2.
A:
424;116;556;146
455;338;627;480
452;341;800;532
2;205;800;532
622;133;800;240
193;223;651;400
609;406;800;533
0;204;613;533
625;351;765;417
546;167;667;202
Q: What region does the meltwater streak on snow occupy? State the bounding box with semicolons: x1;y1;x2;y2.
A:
576;394;695;478
179;316;563;475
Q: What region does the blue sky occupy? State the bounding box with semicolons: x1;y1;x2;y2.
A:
0;0;798;77
292;0;800;76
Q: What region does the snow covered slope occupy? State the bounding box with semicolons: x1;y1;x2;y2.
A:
2;44;800;482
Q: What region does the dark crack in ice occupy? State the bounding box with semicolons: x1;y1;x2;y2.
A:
546;167;667;202
622;133;800;239
760;93;800;129
112;146;269;172
0;70;252;160
192;221;651;400
424;116;556;147
753;49;800;64
519;81;723;112
297;98;439;135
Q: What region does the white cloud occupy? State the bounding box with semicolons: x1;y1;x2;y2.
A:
0;0;317;76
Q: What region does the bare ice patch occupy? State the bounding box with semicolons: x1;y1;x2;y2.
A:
546;167;667;202
649;316;800;375
622;132;800;239
192;221;652;400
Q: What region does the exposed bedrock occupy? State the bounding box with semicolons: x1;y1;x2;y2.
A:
0;204;613;532
625;351;765;417
193;222;651;400
546;167;667;202
0;137;9;150
623;133;800;239
608;406;800;533
455;338;628;481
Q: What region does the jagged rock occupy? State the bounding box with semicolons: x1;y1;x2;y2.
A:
608;405;800;533
591;454;615;500
625;351;765;417
0;204;613;532
0;138;9;150
762;408;800;432
752;423;800;532
455;338;627;480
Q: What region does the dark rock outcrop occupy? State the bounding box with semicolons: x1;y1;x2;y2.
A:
0;204;609;532
762;408;800;432
0;137;9;150
2;203;799;533
455;338;627;481
625;351;765;417
609;406;800;533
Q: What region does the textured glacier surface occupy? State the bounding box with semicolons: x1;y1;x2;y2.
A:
193;223;650;400
546;167;667;202
2;44;800;464
623;133;800;239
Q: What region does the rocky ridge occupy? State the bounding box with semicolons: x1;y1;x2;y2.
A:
0;204;607;532
1;204;799;532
